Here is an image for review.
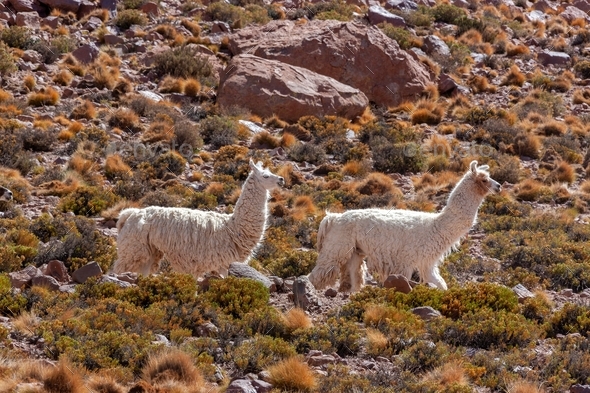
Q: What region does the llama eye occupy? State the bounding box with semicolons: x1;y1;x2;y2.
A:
263;175;269;178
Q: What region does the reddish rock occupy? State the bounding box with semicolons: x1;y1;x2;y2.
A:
367;5;406;26
383;274;412;293
104;34;125;45
41;15;59;28
561;5;589;23
100;0;117;15
38;0;80;12
31;275;61;291
293;275;321;310
44;260;70;283
218;54;369;122
7;0;46;13
72;43;100;64
15;11;40;28
423;35;450;57
71;261;103;284
532;0;556;12
140;1;158;16
308;354;336;366
538;50;571;66
571;385;590;393
573;0;590;13
226;379;256;393
228;20;431;108
77;0;97;17
9;266;42;289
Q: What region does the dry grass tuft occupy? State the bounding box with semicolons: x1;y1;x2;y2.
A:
280;132;297;148
366;328;388;353
469;75;497;93
547;161;575;184
342;160;369;177
282;308;313;332
24;74;36;91
502;65;526;86
506;43;530;56
267;357;317;392
101;200;140;221
159;76;185;93
507;380;545;393
181;18;201;36
28;87;60;106
356;172;395;195
142;349;204;385
184;78;201;97
410;99;445;125
43;359;85;393
88;375;126;393
515;179;547;201
251;131;280;149
423;361;468;387
538;120;567;136
265;115;288;129
292;195;316;220
13;310;39;337
104;154;132;179
53;69;74;86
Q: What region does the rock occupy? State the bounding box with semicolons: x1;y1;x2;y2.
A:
212;21;231;33
77;0;97;17
9;266;42;289
43;260;70;283
438;73;468;95
512;284;535;303
71;261;103;284
99;275;133;288
383;274;412;294
532;0;556;11
411;306;442;320
137;90;163;101
228;20;431;107
538;50;571;66
573;0;590;13
83;16;102;31
15;11;40;28
251;380;272;393
293;276;321;310
325;288;338;297
38;0;80;12
152;334;170;346
196;322;219;337
308;354;336;366
367;5;406;27
422;35;450;57
239;119;265;134
72;43;100;64
228;262;275;291
31;275;61;291
21;49;43;63
226;379;256;393
140;1;158;16
197;272;223;291
561;288;574;297
114;272;139;284
258;370;271;382
525;10;548;23
571;385;590;393
269;276;284;291
7;0;46;13
218;54;369;122
561;6;589;23
59;284;77;293
384;0;418;11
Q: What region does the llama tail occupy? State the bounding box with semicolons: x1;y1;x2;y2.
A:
116;208;138;232
317;211;339;253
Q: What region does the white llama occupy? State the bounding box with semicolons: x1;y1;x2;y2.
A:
111;160;284;277
308;161;501;292
0;186;13;201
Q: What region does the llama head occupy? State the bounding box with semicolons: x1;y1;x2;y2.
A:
469;160;501;196
249;159;285;189
0;186;13;202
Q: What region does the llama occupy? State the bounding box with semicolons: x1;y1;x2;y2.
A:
308;161;501;292
0;186;13;201
111;160;284;277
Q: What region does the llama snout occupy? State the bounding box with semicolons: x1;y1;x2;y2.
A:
490;179;501;193
278;177;285;186
0;187;12;201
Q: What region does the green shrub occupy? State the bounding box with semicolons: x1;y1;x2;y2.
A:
233;335;297;373
114;9;148;30
19;128;57;152
206;2;270;27
306;0;354;21
430;3;466;24
0;43;16;75
380;24;419;50
0;26;34;49
59;186;119;216
520;296;552;324
575;60;590;79
152;151;187;178
154;46;213;80
547;303;590;338
288;143;327;165
122;0;146;8
372;141;425;174
205;277;269;319
430;309;542;349
200;116;238;148
264;250;317;278
120;273;199;307
297;116;349;143
293;317;360;356
0;273;27;316
400;340;451;372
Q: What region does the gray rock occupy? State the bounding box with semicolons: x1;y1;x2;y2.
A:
411;306;442;320
538;50;571;67
293;276;321;310
269;276;284;291
44;260;70;283
258;370;272;382
571;385;590;393
59;284;77;294
561;5;589;23
71;261;103;284
308;354;336;366
72;43;100;64
114;272;139;284
325;288;338;298
251;379;272;393
226;379;256;393
383;274;412;294
384;0;418;11
423;35;451;57
31;275;60;291
196;322;219;338
152;334;170;346
99;275;132;288
15;11;40;28
367;5;406;27
512;284;534;303
83;16;103;31
561;288;574;297
9;266;42;289
228;262;275;292
21;50;43;64
525;10;548;22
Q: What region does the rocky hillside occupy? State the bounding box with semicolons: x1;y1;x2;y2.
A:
1;0;590;391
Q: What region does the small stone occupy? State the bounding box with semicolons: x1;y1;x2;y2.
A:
269;276;284;291
140;1;158;16
258;370;271;382
571;384;590;393
115;272;139;285
512;284;535;303
561;288;574;297
293;275;321;310
59;284;77;294
383;274;412;294
15;11;40;28
31;275;60;291
152;334;170;346
411;306;442;320
307;354;336;367
71;261;103;284
196;322;218;338
251;379;272;393
226;379;256;393
99;275;132;288
367;5;406;26
228;262;274;291
72;43;101;64
361;360;376;370
376;356;390;363
44;260;70;283
538;50;571;67
324;288;338;298
9;265;42;288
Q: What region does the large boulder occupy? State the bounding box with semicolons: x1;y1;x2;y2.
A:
218;54;369;122
38;0;80;12
7;0;47;13
228;20;431;107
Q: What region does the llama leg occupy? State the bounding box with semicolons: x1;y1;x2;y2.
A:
112;236;151;274
424;266;448;290
309;238;355;290
339;251;365;292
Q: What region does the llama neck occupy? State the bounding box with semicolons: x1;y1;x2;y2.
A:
436;177;485;240
226;173;269;255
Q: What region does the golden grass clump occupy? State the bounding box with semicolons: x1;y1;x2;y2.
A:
506;43;530;56
507;380;545;393
251;131;280;149
267;357;317;392
184;78;201;97
28;87;60;106
24;74;36;91
342;160;368;177
515;179;548;201
280;132;297;148
53;69;74;86
104;154;132;179
68;153;96;176
142;349;205;386
356;172;395;195
292;195;316;220
282;308;313;332
366;328;388;354
512;133;541;159
159;76;185;93
502;65;526;86
469;75;497;93
573;89;590;105
265;115;288;129
181;18;201;36
108;108;141;133
410;99;446;125
538;120;567;136
422;361;468;388
548;161;575;184
88;375;126;393
43;359;85;393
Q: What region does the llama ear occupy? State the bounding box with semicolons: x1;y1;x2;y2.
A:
479;165;490;171
249;159;257;171
256;161;264;169
470;161;478;173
